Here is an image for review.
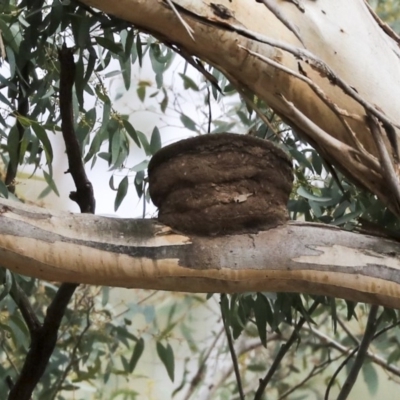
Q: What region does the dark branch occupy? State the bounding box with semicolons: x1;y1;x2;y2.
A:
336;305;379;400
59;46;96;214
221;294;245;400
8;44;96;400
7;283;78;400
254;300;320;400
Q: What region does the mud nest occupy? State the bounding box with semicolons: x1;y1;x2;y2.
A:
148;133;293;235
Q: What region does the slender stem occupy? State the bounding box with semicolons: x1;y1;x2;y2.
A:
184;327;224;400
220;294;245;400
336;305;379;400
308;325;400;377
254;300;320;400
8;283;78;400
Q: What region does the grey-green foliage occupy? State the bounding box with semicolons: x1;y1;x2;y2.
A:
0;1;400;400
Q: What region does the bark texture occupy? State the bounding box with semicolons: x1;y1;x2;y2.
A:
1;198;400;308
80;0;400;215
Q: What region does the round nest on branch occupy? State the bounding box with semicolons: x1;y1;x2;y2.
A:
148;133;293;236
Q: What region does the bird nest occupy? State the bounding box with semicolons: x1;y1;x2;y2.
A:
148;133;293;236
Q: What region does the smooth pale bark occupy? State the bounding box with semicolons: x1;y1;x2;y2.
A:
1;198;400;308
81;0;400;214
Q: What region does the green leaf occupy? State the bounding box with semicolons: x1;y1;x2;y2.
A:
95;37;123;54
7;125;20;171
0;269;13;302
179;73;199;91
102;286;109;306
254;293;269;347
124;29;134;60
150;126;161;154
76;13;91;48
32;124;53;164
110;128;122;166
180;114;197;131
136;130;151;156
129;338;145;373
160;88;168;113
0;179;8;198
156;342;175;382
130;160;148;172
5;46;16;79
331;210;361;226
43;170;60;196
134;170;144;198
297;186;331;202
362;362;378;396
137;86;146;102
136;34;143;67
119;54;131;91
115;176;129;211
122;119;141;148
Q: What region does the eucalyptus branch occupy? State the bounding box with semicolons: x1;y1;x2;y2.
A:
278;357;341;400
336;305;379;400
220;294;245;400
183;327;224;400
59;46;96;213
308;325;400;377
8;283;78;400
254;300;320;400
49;302;93;400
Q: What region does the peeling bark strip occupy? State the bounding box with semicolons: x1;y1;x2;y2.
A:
1;198;400;308
80;0;400;216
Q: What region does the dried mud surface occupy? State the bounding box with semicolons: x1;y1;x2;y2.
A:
148;134;293;235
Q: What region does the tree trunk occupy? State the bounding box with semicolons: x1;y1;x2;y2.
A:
80;0;400;214
1;198;400;308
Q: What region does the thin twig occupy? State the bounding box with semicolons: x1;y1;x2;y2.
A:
183;327;224;400
337;318;359;346
232;25;400;131
278;357;341;400
254;300;320;400
336;305;379;400
206;85;212;134
367;114;400;212
164;0;195;41
49;302;92;400
308;325;400;377
220;294;245;400
324;347;358;400
258;0;304;45
239;46;380;174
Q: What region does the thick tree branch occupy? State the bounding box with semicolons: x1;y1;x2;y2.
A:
77;0;400;215
1;198;400;308
8;45;96;400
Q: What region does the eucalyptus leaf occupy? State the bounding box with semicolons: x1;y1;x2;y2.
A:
156;342;175;382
